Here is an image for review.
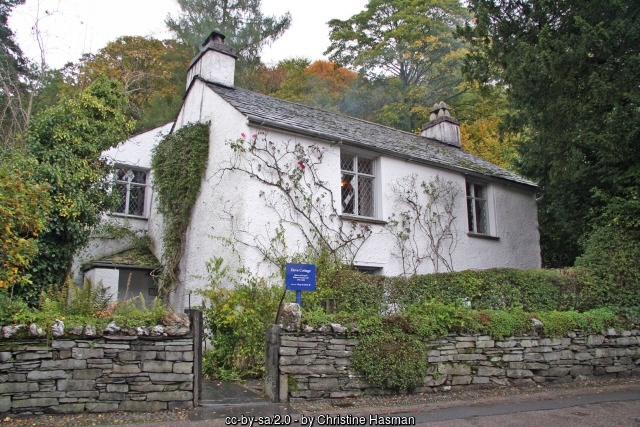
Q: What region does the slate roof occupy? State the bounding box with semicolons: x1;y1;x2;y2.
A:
204;78;535;188
83;247;161;271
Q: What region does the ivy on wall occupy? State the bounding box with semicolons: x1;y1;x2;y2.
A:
151;122;210;297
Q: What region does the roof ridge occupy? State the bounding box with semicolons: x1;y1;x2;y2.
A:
202;78;444;144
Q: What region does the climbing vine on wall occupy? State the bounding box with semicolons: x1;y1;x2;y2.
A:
387;174;461;275
218;132;373;269
151;122;210;297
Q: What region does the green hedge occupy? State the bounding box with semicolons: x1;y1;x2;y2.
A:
300;266;636;315
385;268;584;312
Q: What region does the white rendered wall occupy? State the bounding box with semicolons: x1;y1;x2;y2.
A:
103;82;541;311
169;80;255;310
186;50;236;89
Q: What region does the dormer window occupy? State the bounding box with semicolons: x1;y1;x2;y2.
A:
341;152;375;218
114;167;147;217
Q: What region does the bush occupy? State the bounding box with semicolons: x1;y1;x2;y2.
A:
302;251;386;314
576;224;640;309
351;327;427;391
0;289;32;326
383;268;593;312
537;308;619;337
404;301;479;339
476;309;531;339
197;259;280;380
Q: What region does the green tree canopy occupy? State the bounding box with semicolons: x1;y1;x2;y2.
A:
326;0;470;131
35;36;191;131
25;78;133;301
0;0;29;151
165;0;291;61
462;0;640;266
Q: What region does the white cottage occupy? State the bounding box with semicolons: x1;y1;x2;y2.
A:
75;32;541;311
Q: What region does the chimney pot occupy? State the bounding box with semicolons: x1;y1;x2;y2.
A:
421;102;461;148
186;30;238;89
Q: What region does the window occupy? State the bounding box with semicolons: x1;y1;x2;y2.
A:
341;152;375;218
114;167;147;217
355;265;382;275
466;181;489;234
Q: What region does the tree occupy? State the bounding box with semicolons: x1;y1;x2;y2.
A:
326;0;470;131
25;78;133;302
263;59;359;113
454;81;520;170
38;37;192;131
165;0;291;89
462;0;640;266
0;153;49;295
0;0;29;151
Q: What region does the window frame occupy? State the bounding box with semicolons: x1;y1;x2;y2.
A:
340;151;378;220
112;166;149;218
466;179;497;239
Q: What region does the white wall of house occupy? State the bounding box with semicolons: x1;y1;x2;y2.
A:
168;99;541;310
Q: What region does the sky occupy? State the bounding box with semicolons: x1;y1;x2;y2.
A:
9;0;368;70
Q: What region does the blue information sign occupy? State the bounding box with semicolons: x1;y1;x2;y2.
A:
285;263;316;291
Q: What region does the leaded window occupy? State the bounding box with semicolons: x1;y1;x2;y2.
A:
466;181;488;234
114;167;147;217
341;153;375;218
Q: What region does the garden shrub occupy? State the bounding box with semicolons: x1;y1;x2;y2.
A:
351;326;427;391
537;311;584;337
303;250;386;314
197;259;280;380
575;224;640;309
385;268;590;312
581;308;619;334
404;302;479;339
476;308;531;339
0;289;32;326
110;297;169;329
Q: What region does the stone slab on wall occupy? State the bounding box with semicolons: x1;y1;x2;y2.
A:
0;337;194;415
277;328;640;403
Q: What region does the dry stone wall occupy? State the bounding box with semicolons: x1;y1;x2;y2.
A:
276;328;640;403
0;336;195;415
0;337;194;414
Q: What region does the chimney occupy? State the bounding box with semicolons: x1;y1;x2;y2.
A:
186;30;238;89
421;102;461;148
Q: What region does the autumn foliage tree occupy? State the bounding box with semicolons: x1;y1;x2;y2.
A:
0;154;49;294
265;59;358;112
44;36;191;131
454;82;520;170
